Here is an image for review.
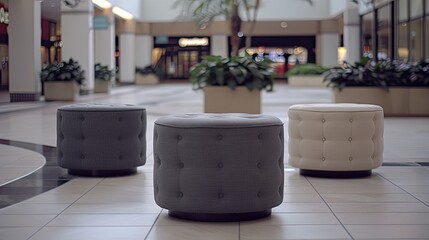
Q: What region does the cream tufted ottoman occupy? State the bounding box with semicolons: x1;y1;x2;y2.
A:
288;104;383;178
57;103;146;176
153;113;284;221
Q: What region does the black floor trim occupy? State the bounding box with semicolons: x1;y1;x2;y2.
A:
0;139;74;209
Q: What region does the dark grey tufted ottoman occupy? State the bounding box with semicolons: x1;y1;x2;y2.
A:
57;103;146;177
153;113;284;221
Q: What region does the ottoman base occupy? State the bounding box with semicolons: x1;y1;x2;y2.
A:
68;168;137;177
169;210;271;222
300;169;372;178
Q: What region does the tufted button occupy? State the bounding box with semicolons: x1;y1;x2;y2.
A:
118;155;123;160
218;193;224;198
321;157;326;161
348;137;352;141
178;192;183;198
80;116;85;121
118;117;122;122
322;119;325;123
80;154;85;159
217;135;223;140
257;192;261;198
118;136;121;141
179;162;184;168
349;118;353;123
81;135;85;140
349;156;353;161
322;137;326;141
218;162;223;168
257;162;262;169
258;134;263;140
177;135;182;140
140;152;143;157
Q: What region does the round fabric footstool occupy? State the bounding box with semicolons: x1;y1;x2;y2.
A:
57;103;146;177
153;113;284;222
288;103;384;178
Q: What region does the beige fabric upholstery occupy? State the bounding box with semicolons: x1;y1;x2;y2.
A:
288;103;384;171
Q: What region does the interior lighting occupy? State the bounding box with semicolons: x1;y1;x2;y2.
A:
280;21;288;28
92;0;112;9
112;6;133;19
338;47;347;65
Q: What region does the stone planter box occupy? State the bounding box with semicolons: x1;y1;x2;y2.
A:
334;87;429;116
288;75;325;87
44;81;79;101
135;73;159;85
94;80;111;93
204;86;261;114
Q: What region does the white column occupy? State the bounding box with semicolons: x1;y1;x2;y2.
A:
119;33;136;83
61;0;94;91
8;0;41;102
343;7;360;63
211;35;228;57
135;35;153;68
94;8;115;83
318;33;339;67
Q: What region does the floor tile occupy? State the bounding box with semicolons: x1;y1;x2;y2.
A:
28;226;152;240
63;202;162;214
328;202;429;213
147;224;238;240
0;227;40;240
345;224;429;239
47;213;159;227
272;203;331;213
0;203;71;214
283;193;324;203
321;193;418;203
240;225;351;239
241;213;340;225
0;214;56;227
336;212;429;224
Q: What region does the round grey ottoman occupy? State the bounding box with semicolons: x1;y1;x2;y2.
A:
57;103;146;177
288;103;384;178
153;113;284;222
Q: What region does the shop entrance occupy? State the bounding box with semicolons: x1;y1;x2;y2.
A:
153;36;210;80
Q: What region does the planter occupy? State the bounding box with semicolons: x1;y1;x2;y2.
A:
204;86;261;114
334;87;429;116
44;81;79;101
288;75;325;87
136;73;159;85
94;80;111;93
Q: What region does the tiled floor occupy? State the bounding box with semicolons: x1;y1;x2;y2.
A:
0;83;428;240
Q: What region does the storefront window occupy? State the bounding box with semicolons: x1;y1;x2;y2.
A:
426;17;429;58
399;0;408;21
362;12;374;57
397;22;409;59
377;5;391;60
427;0;429;13
409;19;423;61
410;0;424;18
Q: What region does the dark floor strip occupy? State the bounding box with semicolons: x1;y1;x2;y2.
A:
382;162;422;166
0;139;75;209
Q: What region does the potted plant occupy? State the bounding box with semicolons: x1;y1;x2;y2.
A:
135;65;159;85
189;55;274;113
94;63;114;93
286;63;328;87
324;58;429;116
40;58;85;101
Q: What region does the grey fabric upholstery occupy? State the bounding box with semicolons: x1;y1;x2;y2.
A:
57;103;146;176
153;113;284;215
